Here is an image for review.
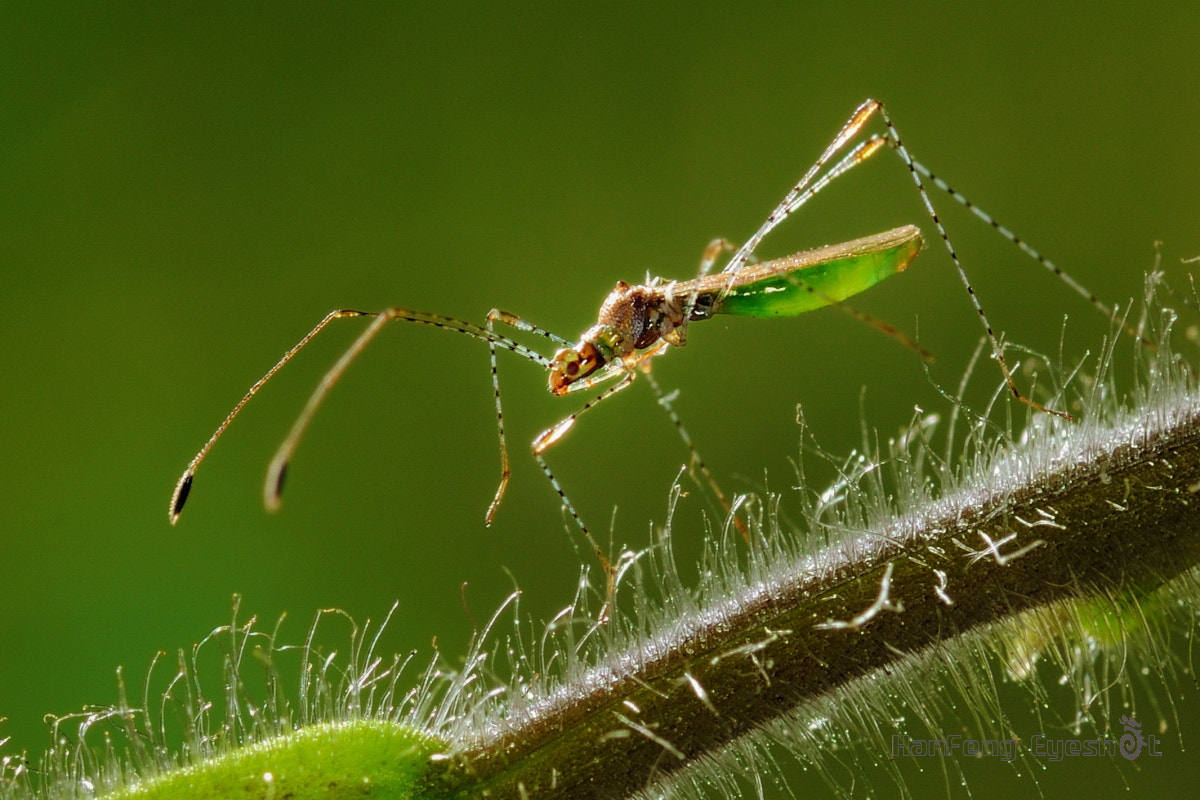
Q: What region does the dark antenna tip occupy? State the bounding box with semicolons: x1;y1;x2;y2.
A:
266;462;288;511
169;472;194;524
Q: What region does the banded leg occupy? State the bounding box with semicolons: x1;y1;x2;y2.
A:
725;100;886;274
484;309;573;524
736;99;1069;418
668;111;892;351
534;371;639;622
854;100;1067;418
887;139;1153;348
639;367;752;541
667;129;895;352
486;311;646;618
703;130;935;360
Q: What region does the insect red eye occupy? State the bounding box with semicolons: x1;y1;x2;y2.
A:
565;360;580;377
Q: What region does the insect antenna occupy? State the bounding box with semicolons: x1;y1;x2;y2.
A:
169;308;547;524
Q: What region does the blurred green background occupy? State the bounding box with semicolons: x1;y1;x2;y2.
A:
3;3;1199;798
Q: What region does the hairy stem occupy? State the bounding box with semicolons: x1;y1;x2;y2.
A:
425;377;1200;797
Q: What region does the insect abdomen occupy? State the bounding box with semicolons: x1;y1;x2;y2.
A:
715;226;924;319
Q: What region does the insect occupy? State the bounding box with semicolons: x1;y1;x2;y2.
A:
170;99;1131;617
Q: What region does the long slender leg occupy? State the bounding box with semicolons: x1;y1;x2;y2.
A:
725;99;1072;417
660;114;889;360
724;136;888;277
488;309;573;347
534;450;617;622
261;310;552;512
534;370;638;453
483;310;648;617
893;144;1153;348
169;308;548;523
691;134;934;361
662;241;773;538
170;309;368;522
534;368;641;622
779;274;935;361
484;314;511;525
534;371;638;622
756;117;1139;359
667;128;887;349
483;309;584;523
698;237;739;277
867;100;1070;419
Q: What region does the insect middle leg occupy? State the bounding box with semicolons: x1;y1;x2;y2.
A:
486;311;651;620
637;365;755;542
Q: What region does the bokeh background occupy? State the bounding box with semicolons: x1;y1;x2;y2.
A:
3;3;1199;797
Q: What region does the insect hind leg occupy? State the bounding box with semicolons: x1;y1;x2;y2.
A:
868;99;1071;419
877;134;1152;349
723;99;888;276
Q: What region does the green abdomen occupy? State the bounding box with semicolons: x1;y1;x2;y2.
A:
712;226;923;319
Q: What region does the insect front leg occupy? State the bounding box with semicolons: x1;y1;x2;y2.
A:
484;309;571;524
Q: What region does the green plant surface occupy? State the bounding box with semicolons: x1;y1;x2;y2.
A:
104;721;445;800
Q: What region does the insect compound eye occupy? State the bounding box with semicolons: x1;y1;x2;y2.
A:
554;348;581;375
549;344;603;395
549;348;581;394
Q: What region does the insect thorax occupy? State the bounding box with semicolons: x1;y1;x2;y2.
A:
596;281;688;354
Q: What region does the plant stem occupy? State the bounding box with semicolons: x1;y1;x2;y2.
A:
424;381;1200;797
